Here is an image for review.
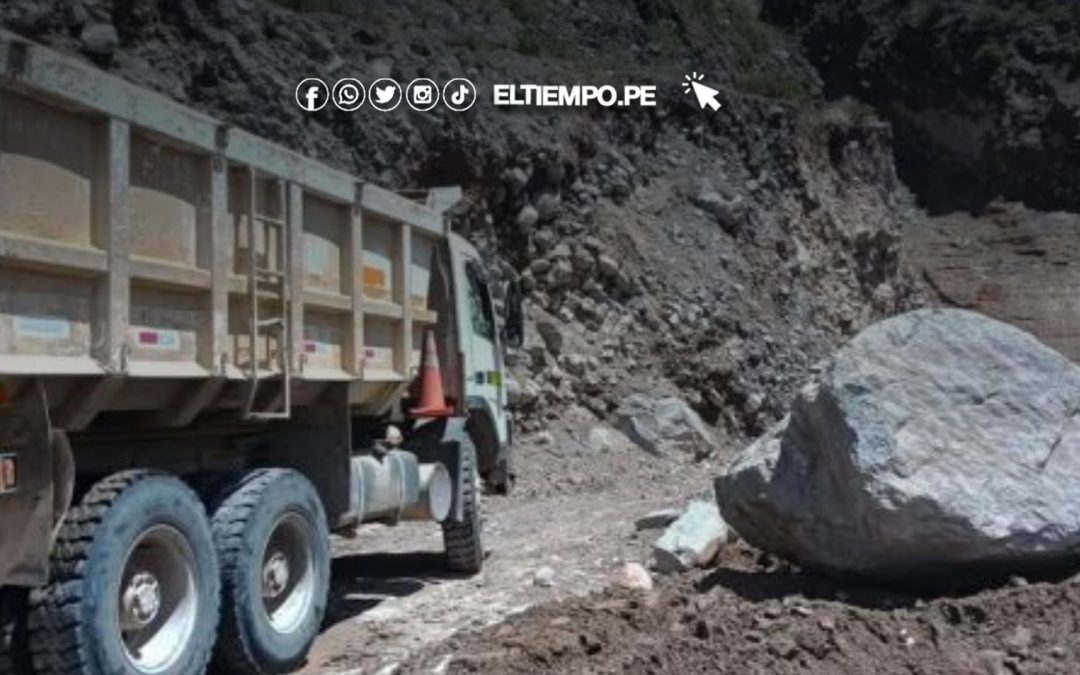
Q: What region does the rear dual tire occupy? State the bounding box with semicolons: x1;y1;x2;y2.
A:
28;470;220;675
211;469;330;675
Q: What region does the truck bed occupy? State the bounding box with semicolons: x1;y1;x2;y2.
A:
0;31;456;427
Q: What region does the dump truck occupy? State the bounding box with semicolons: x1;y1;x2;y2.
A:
0;31;522;675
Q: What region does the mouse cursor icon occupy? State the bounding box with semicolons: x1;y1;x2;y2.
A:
683;73;722;111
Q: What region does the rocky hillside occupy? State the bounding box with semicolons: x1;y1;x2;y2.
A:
905;203;1080;360
762;0;1080;366
762;0;1080;216
0;0;924;446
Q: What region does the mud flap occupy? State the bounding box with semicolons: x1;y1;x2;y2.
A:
0;380;71;587
404;416;470;523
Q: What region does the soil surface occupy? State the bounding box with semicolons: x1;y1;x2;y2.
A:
409;544;1080;675
286;435;718;675
253;430;1080;675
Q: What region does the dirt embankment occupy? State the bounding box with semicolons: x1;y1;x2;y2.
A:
412;542;1080;675
762;0;1080;369
762;0;1080;216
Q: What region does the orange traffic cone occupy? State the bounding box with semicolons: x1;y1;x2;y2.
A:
410;329;453;418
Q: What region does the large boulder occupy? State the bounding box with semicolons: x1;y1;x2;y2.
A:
716;308;1080;582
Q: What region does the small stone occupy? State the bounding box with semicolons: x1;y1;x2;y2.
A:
506;167;530;194
532;566;556;588
80;23;119;58
1003;625;1033;654
533;229;557;253
653;501;729;573
586;426;619;454
634;508;682;531
430;654;454;674
516;204;539;230
617;562;653;592
535;193;562;221
535;321;565;355
597;254;620;278
769;635;799;659
372;662;401;675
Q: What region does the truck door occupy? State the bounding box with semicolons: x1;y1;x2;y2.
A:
463;262;505;419
449;237;510;451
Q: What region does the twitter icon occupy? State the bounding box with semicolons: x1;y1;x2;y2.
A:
369;78;402;112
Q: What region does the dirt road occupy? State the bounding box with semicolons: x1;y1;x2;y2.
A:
291;436;718;675
284;432;1080;675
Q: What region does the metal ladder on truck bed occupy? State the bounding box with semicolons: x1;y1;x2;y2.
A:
243;168;292;420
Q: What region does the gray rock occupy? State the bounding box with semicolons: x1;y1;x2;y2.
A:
616;393;714;457
506;166;530;194
692;189;746;233
535;321;564;355
80;23;119;58
532;566;556;588
366;55;395;80
597;254;620;278
653;501;728;573
533;229;557;254
516;204;539;230
585;426;619;454
535;193;562;221
617;562;654;591
560;353;588;377
717;309;1080;582
546;259;574;290
635;508;682;531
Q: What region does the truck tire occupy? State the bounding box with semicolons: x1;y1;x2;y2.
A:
210;469;330;675
28;470;220;675
0;589;29;675
442;434;484;574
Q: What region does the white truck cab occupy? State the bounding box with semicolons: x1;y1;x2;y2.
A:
449;233;522;492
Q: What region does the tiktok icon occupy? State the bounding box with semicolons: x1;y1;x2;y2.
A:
442;78;477;112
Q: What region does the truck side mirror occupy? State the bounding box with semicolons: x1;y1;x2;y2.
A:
502;280;525;349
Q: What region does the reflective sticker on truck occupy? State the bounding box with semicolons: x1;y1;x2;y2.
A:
363;266;389;300
304;340;328;355
0;454;17;494
14;316;71;341
136;329;181;351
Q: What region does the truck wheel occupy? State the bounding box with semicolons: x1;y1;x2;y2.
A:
211;469;330;675
0;589;29;675
28;470;220;675
442;434;484;574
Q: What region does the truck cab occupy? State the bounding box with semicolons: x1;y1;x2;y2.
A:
449;233;520;493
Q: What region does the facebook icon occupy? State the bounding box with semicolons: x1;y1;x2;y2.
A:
294;78;329;112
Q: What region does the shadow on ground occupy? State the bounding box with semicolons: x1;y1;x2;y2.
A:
323;551;463;628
